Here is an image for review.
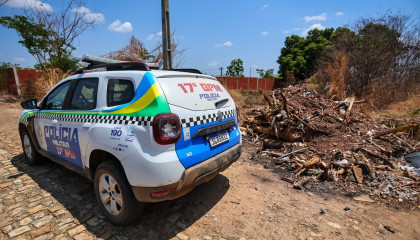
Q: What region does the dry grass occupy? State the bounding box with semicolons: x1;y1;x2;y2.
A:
228;89;266;110
228;89;245;108
327;54;347;100
24;68;70;100
383;93;420;117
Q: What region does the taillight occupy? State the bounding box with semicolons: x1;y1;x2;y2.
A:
235;104;241;123
152;113;181;145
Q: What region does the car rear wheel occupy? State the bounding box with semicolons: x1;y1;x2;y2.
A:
20;128;42;164
94;160;143;225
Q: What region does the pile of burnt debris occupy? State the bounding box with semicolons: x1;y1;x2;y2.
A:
240;86;420;204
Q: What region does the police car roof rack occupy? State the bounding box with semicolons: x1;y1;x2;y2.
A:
73;55;203;75
170;68;202;74
72;54;150;75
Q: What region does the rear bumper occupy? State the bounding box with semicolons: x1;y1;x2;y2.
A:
132;143;242;202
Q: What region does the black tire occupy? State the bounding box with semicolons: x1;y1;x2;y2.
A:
20;128;43;165
94;160;143;225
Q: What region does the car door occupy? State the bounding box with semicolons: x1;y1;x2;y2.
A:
35;80;73;155
36;78;99;170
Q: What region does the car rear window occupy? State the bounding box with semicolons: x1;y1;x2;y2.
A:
70;78;98;110
107;79;134;107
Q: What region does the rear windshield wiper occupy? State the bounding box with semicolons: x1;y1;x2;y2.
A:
214;98;229;107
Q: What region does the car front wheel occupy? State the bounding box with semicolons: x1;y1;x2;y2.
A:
94;160;143;225
20;128;42;164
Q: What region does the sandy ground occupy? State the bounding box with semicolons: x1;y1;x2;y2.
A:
0;102;419;239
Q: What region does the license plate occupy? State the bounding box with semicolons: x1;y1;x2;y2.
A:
209;131;230;147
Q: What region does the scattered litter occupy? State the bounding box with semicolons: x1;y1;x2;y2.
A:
384;225;395;233
343;207;350;211
405;152;420;168
241;86;420;203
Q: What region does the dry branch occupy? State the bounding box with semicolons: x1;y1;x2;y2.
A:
373;124;419;138
262;148;308;159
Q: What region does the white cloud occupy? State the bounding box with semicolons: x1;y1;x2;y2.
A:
304;13;327;22
301;23;325;36
71;7;105;23
147;32;162;41
14;57;26;62
5;0;52;12
261;4;269;10
283;30;289;34
335;12;344;16
108;20;133;33
215;41;233;47
208;61;218;67
292;27;301;31
261;31;269;36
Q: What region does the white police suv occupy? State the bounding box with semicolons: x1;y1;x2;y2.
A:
19;58;242;225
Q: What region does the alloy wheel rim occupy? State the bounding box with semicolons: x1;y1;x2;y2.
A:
23;134;32;159
98;173;123;216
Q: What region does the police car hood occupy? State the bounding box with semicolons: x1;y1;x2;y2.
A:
155;72;233;111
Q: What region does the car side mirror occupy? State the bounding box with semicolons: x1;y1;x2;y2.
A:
21;99;38;109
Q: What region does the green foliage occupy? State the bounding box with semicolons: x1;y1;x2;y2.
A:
34;54;80;72
226;59;244;77
277;28;338;80
0;15;49;57
1;1;94;72
1;15;80;72
0;62;20;69
256;68;275;78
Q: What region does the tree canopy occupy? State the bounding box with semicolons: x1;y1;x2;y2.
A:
256;68;275;78
0;1;97;72
226;59;244;77
277;28;339;80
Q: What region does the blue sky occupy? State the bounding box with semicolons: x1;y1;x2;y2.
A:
0;0;418;76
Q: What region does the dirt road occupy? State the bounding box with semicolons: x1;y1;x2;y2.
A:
0;103;418;239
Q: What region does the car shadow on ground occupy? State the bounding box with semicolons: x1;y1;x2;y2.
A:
11;154;230;239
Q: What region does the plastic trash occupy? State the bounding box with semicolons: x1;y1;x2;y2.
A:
404;152;420;168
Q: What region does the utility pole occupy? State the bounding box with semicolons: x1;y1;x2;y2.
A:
219;67;223;76
161;0;172;69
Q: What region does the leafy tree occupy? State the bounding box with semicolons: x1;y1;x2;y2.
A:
277;28;336;80
256;68;275;78
0;1;97;72
226;59;244;77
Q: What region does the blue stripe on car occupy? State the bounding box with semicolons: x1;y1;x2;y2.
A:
175;116;240;169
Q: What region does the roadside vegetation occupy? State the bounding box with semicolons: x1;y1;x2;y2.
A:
277;12;420;110
0;5;418;116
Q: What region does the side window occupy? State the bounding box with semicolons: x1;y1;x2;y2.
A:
107;79;134;107
70;78;99;110
44;81;72;110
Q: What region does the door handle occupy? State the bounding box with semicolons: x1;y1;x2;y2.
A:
82;123;91;128
52;120;58;125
